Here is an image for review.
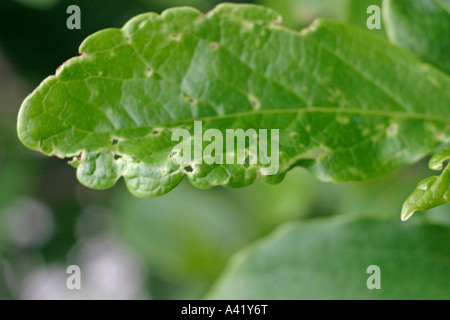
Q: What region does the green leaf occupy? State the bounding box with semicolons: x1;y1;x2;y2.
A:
207;218;450;299
259;0;342;29
383;0;450;74
17;4;450;197
402;148;450;221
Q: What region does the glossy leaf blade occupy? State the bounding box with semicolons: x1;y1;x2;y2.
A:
17;4;450;197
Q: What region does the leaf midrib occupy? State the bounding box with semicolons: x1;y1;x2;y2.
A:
37;106;450;145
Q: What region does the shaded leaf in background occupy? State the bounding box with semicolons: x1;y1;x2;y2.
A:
111;166;326;299
17;4;450;201
259;0;341;29
383;0;450;74
208;218;450;299
112;181;258;299
258;0;385;36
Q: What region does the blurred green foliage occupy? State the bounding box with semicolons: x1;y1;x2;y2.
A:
208;218;450;299
0;0;448;300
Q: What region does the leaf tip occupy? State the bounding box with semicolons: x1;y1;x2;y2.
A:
428;147;450;171
400;205;415;222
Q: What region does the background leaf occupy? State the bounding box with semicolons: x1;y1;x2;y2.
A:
207;217;450;299
383;0;450;74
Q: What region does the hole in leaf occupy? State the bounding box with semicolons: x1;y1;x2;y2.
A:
186;97;196;104
244;156;251;169
183;165;194;173
169;151;178;158
151;129;161;136
111;138;119;146
114;154;122;160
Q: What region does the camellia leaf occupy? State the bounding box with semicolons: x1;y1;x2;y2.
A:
207;218;450;299
17;4;450;198
383;0;450;74
401;147;450;221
